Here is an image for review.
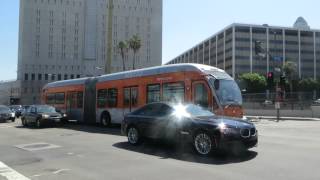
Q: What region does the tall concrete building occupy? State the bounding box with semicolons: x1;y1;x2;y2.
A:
167;17;320;80
18;0;162;104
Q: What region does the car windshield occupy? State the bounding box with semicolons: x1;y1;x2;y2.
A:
209;78;243;106
172;104;214;118
37;106;57;113
0;107;11;113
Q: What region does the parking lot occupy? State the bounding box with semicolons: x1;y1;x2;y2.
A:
0;119;319;180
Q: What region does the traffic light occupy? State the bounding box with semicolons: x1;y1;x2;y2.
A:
267;72;274;89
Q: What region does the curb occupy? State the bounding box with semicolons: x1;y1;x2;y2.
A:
246;116;320;122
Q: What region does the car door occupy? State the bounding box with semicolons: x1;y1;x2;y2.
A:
28;107;38;123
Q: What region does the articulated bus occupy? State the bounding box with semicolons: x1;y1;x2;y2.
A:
42;64;243;126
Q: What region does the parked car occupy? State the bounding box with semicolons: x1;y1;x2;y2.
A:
21;105;63;128
0;105;15;122
122;102;258;156
9;105;24;118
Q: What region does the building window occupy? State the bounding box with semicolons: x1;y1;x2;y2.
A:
31;73;35;80
70;74;74;79
64;74;68;80
24;73;28;81
45;74;48;80
58;74;62;80
38;74;42;80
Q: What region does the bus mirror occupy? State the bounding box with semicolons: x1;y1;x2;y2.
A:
214;79;220;90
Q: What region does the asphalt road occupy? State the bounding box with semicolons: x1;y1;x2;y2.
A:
0;119;319;180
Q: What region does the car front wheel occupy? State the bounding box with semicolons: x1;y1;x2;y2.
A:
194;131;214;156
127;126;141;145
36;119;42;128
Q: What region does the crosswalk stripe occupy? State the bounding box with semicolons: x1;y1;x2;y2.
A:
0;161;30;180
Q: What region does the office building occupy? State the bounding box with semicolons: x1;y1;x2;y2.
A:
167;17;320;80
18;0;162;104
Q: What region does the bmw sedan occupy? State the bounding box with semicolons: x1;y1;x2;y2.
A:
21;105;63;128
121;102;258;156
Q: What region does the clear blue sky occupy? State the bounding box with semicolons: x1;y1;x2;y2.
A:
1;0;319;81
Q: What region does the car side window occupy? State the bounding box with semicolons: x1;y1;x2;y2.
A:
133;104;172;117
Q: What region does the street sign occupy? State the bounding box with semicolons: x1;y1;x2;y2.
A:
275;102;280;109
273;56;283;62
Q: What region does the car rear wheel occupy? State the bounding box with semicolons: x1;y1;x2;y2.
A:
21;118;27;127
194;131;214;156
127;126;141;145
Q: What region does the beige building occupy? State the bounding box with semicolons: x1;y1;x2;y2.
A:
167;17;320;80
18;0;162;104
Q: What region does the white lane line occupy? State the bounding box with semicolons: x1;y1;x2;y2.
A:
52;169;70;174
0;161;30;180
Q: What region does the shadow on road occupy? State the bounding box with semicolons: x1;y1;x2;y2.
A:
14;121;123;136
59;123;122;136
113;141;258;165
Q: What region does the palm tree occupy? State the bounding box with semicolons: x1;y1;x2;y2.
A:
117;41;128;71
128;35;142;70
283;61;297;93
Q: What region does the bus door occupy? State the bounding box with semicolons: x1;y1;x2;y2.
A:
66;92;79;121
192;81;211;110
123;87;139;116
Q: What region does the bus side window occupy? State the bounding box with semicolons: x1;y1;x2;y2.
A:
97;89;107;108
77;92;83;108
107;88;118;108
123;88;130;107
55;93;65;105
147;84;160;103
47;93;55;104
194;83;209;108
162;82;185;103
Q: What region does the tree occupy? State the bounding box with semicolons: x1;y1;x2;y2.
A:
128;35;142;70
298;78;319;92
117;41;128;71
239;73;267;93
283;61;297;93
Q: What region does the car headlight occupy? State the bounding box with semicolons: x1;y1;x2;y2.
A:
63;113;67;117
42;114;50;119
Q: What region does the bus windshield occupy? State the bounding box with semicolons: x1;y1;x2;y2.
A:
209;78;243;106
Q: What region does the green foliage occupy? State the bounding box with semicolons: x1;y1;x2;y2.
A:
128;35;142;70
239;73;267;93
117;41;128;71
298;78;319;92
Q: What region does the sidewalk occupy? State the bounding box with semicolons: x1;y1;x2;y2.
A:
246;115;320;121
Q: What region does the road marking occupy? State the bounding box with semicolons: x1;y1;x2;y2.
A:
0;161;30;180
15;142;61;151
52;169;70;174
0;125;13;128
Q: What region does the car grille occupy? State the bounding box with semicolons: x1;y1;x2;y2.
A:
250;128;257;136
240;128;250;138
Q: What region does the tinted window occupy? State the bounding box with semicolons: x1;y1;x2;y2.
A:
185;104;214;117
133;103;172;117
107;88;118;107
163;82;185;103
123;88;130;107
147;84;160;103
97;89;107;108
131;87;138;107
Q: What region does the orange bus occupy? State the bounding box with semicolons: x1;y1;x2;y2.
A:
42;64;244;126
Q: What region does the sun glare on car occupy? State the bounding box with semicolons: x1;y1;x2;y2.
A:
172;104;191;119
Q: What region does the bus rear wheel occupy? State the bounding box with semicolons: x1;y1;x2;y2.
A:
101;113;111;127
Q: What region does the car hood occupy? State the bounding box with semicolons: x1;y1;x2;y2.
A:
194;115;254;128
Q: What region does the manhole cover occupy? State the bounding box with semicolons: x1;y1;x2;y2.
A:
15;143;61;151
